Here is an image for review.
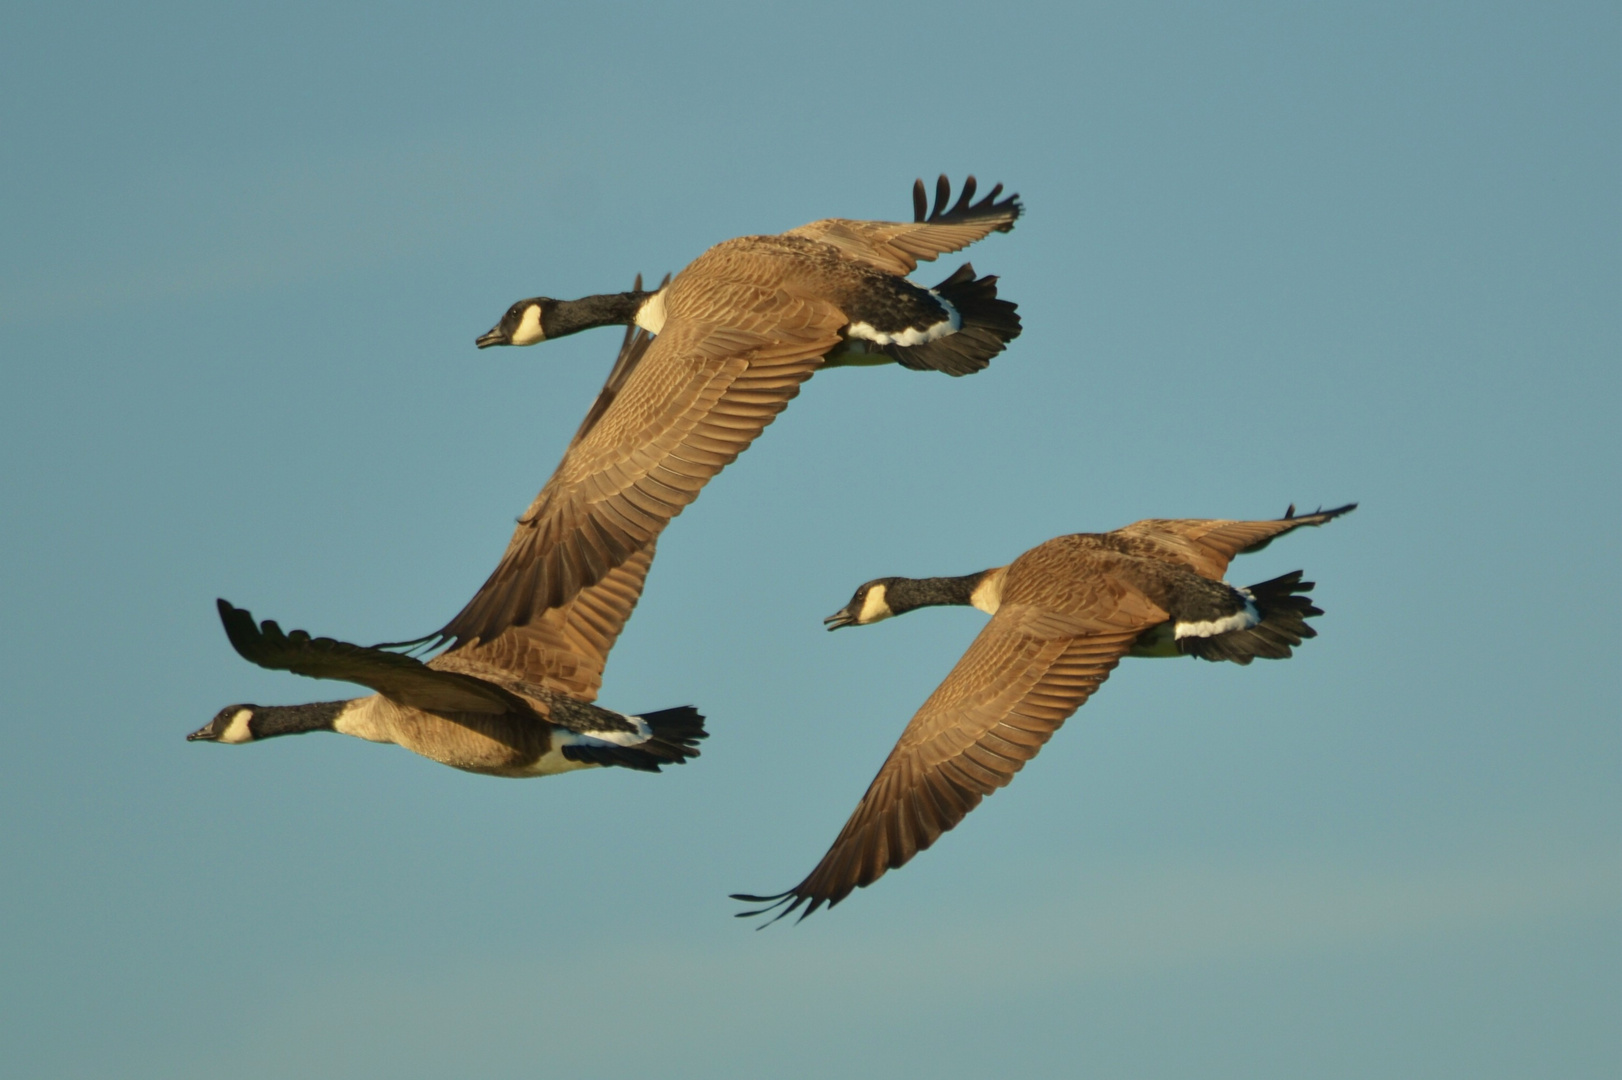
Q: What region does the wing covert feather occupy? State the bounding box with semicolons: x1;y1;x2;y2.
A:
1114;503;1357;580
785;175;1021;275
429;543;657;701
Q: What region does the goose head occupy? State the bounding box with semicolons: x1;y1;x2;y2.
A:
824;578;900;630
477;298;553;348
187;705;257;744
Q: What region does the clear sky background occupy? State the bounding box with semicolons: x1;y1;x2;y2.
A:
2;2;1617;1077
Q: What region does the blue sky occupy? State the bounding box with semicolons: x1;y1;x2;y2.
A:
1;1;1617;1077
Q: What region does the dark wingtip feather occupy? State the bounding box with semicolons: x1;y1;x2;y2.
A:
730;890;814;928
912;175;1022;231
216;599;263;660
1285;501;1357;524
368;630;447;655
954;175;977;212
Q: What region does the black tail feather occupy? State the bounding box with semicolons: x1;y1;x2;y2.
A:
1179;571;1322;665
883;263;1022;376
560;706;707;773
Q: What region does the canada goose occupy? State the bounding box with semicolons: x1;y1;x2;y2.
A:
444;177;1022;650
190;322;706;776
735;503;1355;921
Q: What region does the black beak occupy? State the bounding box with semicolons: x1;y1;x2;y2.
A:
475;326;507;349
186;723;218;742
823;608;857;631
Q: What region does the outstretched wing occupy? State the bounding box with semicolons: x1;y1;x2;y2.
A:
1114;502;1358;581
428;312;667;699
430;280;846;649
735;580;1163;923
429;541;656;702
217;599;532;717
786;175;1021;276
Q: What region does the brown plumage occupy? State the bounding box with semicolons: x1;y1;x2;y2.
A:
192;320;706;777
446;177;1023;649
735;503;1355;922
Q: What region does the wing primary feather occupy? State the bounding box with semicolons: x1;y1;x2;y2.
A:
953;175;977;213
368;630;447;654
217;598;259;658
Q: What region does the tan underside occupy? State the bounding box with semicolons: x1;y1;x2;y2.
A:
334;696;553;777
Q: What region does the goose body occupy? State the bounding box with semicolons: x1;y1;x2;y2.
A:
477;175;1021;374
736;503;1356;921
192;325;706;776
447;178;1022;649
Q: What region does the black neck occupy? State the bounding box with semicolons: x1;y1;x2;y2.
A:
545;291;654;339
887;573;986;615
252;701;346;739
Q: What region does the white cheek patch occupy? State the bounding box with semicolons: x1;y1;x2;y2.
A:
857;584;893;624
509;305;545;345
1174;594;1260;640
846;294;962;347
634;290;667;334
218;708;255;744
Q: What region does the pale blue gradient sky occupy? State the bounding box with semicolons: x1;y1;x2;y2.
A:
1;2;1617;1077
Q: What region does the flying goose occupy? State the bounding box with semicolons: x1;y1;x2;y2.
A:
735;503;1356;921
190;321;706;776
442;176;1023;651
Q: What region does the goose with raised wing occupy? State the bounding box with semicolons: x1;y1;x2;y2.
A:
446;176;1022;650
190;321;705;776
735;503;1355;922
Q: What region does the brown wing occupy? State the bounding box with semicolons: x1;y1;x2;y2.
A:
1113;503;1358;581
434;281;847;648
565;276;668;449
785;175;1021;276
735;582;1165;923
428;541;655;702
422;311;666;698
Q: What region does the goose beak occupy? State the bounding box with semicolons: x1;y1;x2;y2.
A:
186;723;218;742
475;326;507;349
823;608;858;631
